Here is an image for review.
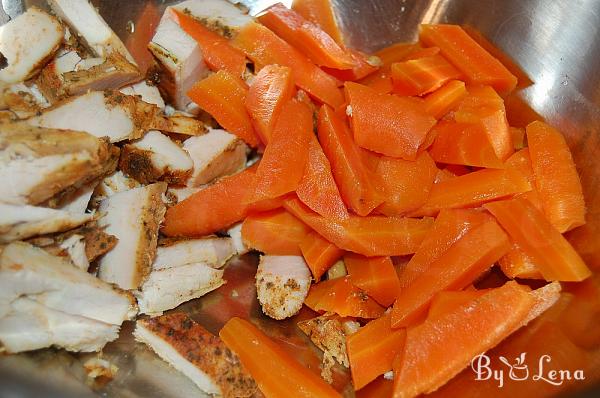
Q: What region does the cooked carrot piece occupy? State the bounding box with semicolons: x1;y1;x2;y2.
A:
356;377;394;398
410;168;531;217
299;231;344;280
397;208;492;289
245;64;295;144
423;79;467;119
220;317;341;398
390;219;510;328
393;281;534;397
499;243;543;279
347;313;406;390
323;49;379;81
402;46;441;61
241;208;311;255
162;165;257;237
454;85;513;161
345;82;436;160
247;195;287;213
503;148;544;210
285;196;434;257
188;70;259;147
484;197;591;282
174;10;246;76
376;152;438;216
232;22;344;107
247;99;313;203
433;168;456;184
419;24;518;94
258;3;355;70
297;137;350;221
345;254;401;307
390;54;462;96
428;120;504;168
305;276;385;318
509;126;525;149
426;289;487;319
292;0;344;46
357;69;393;94
526;120;586;233
318;105;383;216
375;42;421;67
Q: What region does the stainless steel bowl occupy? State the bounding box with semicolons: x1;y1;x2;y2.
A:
1;1;599;397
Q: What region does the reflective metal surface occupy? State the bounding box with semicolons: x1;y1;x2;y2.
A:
1;0;599;397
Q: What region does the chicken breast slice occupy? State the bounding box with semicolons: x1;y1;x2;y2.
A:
0;203;92;243
297;315;350;368
55;180;96;214
0;124;115;205
0;297;119;354
256;255;312;320
0;83;50;118
120;130;193;184
154;237;235;270
47;0;134;62
183;129;247;187
93;170;141;200
0;241;136;323
120;81;166;110
148;11;209;112
134;313;257;398
0;7;64;84
136;262;224;315
59;234;90;270
171;0;254;38
166;186;203;204
97;183;167;290
227;223;249;256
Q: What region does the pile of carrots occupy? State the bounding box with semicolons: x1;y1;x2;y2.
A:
163;1;595;397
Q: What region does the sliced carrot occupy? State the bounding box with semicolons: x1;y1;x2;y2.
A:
444;164;471;176
433;168;456;184
484;197;591;282
162;165;257;237
299;231;344;280
297;137;350;221
291;0;344;46
376;152;438;216
187;70;259;147
419;24;518;94
526;120;586;233
345;82;436;160
509;126;525;149
427;289;487;319
393;281;534;397
284;196;434;257
220;317;341;398
241;208;310;255
232;22;344;107
454;85;513;161
258;3;355;70
375;42;421;67
345;254;401;307
317;105;383;216
462;25;533;89
245;64;295;144
247;99;313;203
397;208;492;289
247;195;287;213
410;168;531;217
503;148;543;211
402;46;441;61
390;219;510;328
347;313;406;390
429;120;504;168
304;276;385;318
499;243;543;279
357;69;393;94
356;377;393;398
390;54;462;96
174;10;246;76
323;49;379;81
423;79;467;119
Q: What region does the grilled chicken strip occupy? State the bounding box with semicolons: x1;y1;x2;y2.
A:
166;186;203;204
155;237;235;270
120;81;166;110
183;129;247;186
0;7;64;84
93;170;141;202
170;0;254;38
227;223;249;256
97;183;167;290
0;83;50;118
0;203;92;244
256;255;312;320
149;10;209;113
0;124;115;205
58;234;90;270
134;313;257;398
120;130;193;184
0;241;136;323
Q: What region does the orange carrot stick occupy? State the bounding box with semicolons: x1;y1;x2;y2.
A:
187;70;259;147
292;0;345;46
245;64;295;144
423;79;467;119
498;243;543;279
299;231;344;280
232;22;344;107
323;49;379;81
419;24;518;94
390;54;462;96
484;197;591;282
345;254;401;307
426;289;487;320
347;313;406;390
241;208;311;255
220;317;341;398
375;42;421;67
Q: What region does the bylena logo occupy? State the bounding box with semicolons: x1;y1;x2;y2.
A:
471;353;585;388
